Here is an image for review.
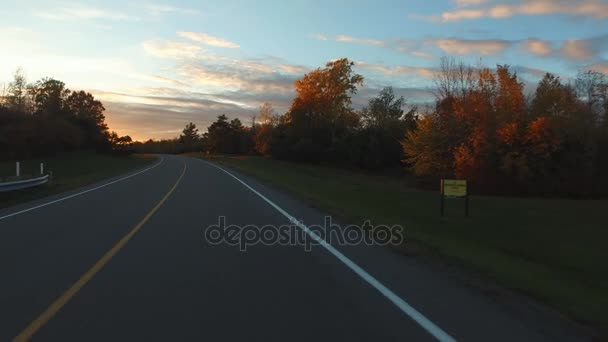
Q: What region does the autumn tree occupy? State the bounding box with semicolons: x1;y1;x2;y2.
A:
402;111;455;177
254;102;280;155
281;58;363;161
407;62;536;192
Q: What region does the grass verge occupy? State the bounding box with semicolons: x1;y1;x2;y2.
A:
0;153;157;209
197;154;607;334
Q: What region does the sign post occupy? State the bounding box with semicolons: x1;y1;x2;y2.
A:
440;179;469;217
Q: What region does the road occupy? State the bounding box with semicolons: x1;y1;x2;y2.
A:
0;155;592;341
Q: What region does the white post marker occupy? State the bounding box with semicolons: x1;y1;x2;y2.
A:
16;161;20;177
40;163;44;175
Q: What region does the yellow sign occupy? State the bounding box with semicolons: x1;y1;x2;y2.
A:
442;179;467;197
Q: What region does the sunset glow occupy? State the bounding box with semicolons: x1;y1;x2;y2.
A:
1;0;607;140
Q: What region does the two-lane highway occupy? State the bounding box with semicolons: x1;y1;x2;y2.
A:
0;155;591;341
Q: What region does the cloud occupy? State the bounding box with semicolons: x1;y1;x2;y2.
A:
519;34;608;61
437;0;608;22
177;62;298;94
427;38;511;55
177;31;240;49
144;4;200;15
453;0;488;7
589;63;608;74
142;34;309;96
315;34;436;59
35;6;139;21
319;34;519;59
312;33;329;41
100;91;257;140
143;75;191;87
411;51;436;59
511;65;549;79
97;84;304;140
313;34;388;47
355;62;436;79
560;40;594;60
278;64;310;74
142;40;202;59
440;9;485;21
522;39;553;56
335;35;386;47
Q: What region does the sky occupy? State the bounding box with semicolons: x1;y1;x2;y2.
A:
1;0;607;140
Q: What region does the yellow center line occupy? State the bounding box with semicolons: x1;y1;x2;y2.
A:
13;160;188;342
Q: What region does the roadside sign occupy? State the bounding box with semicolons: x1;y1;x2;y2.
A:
442;180;467;197
440;179;469;217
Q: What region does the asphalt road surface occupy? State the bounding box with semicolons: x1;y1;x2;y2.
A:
0;155;593;341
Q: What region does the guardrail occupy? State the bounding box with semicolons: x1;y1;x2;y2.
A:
0;174;50;192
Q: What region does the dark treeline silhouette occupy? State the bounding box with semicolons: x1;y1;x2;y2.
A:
131;115;255;155
0;69;133;160
131;57;608;197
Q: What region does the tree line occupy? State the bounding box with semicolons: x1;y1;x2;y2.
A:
112;58;608;197
0;69;132;161
137;59;418;170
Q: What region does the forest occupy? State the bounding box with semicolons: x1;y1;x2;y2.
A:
0;69;133;161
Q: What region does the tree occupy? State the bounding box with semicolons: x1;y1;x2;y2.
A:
0;70;132;160
402;112;453;177
532;73;579;118
361;87;406;128
352;87;418;169
29;78;71;116
109;131;133;153
433;56;475;102
229;118;246;153
407;62;533;191
179;122;200;151
5;68;29;113
575;69;607;116
206;114;232;153
258;102;277;124
281;58;364;161
65;91;106;125
65;90;109;149
254;102;281;155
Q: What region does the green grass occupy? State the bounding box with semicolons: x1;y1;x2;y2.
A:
199;154;608;333
0;153;157;209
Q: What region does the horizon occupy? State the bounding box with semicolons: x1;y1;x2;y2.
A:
1;0;607;141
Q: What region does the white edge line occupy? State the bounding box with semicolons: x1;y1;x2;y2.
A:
0;157;165;221
202;160;457;342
